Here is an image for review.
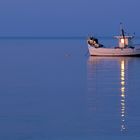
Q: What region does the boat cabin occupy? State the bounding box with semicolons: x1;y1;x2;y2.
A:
114;35;134;48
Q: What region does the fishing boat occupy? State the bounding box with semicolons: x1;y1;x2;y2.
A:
87;26;140;56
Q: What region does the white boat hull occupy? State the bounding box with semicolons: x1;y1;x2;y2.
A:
88;45;140;56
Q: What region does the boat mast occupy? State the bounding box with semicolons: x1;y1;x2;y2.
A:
120;23;126;47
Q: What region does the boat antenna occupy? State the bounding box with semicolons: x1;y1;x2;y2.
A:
120;22;125;37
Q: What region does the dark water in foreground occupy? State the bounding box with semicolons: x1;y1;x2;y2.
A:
0;39;140;139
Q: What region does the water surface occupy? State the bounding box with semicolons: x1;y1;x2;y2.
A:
0;38;140;139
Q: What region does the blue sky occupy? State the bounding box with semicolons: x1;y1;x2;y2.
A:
0;0;140;36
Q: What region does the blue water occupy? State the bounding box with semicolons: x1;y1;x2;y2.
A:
0;38;140;140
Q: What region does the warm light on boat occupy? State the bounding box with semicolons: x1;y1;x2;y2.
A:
121;38;125;44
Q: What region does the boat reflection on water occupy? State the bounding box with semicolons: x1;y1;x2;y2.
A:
87;56;129;134
120;59;127;132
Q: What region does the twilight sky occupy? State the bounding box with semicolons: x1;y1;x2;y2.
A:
0;0;140;36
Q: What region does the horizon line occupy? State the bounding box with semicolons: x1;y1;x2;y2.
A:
0;36;140;39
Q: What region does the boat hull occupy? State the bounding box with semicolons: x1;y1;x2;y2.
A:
88;45;140;56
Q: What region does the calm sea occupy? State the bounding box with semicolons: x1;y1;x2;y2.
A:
0;38;140;140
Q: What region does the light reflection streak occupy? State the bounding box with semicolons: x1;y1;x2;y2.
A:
120;59;126;132
87;57;129;134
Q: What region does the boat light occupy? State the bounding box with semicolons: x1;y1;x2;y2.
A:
121;38;125;44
